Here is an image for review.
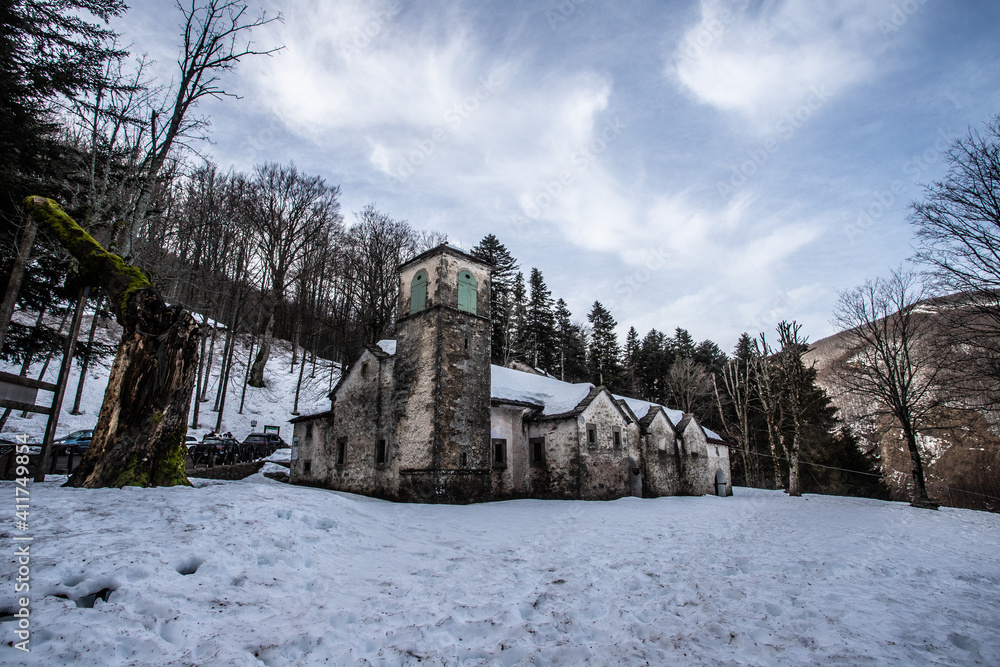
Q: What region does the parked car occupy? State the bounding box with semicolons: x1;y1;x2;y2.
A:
243;432;287;448
57;429;94;455
192;436;240;465
242;432;286;460
185;435;198;452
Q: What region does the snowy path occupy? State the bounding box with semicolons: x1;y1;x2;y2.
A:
2;477;998;665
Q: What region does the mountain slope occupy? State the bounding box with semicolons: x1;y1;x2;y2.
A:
805;296;1000;507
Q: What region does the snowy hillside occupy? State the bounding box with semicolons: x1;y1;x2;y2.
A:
1;475;997;665
1;307;335;444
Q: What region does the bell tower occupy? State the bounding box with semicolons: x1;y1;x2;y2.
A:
392;244;492;502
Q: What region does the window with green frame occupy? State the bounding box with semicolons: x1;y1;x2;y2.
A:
457;270;477;314
410;270;428;314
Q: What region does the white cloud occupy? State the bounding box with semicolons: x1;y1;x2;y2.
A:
239;1;855;346
249;0;478;135
601;191;828;345
672;0;896;126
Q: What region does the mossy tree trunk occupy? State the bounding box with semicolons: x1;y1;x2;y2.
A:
24;196;199;488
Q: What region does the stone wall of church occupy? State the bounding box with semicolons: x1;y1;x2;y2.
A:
576;394;633;500
392;314;438;473
324;350;400;499
290;412;332;486
394;306;492;503
705;441;732;496
522;419;582;499
679;421;714;496
639;412;683;497
490;405;528;497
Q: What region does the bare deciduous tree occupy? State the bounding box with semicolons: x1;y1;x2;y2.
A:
247;163;342;387
663;357;712;415
910;114;1000;411
776;320;810;497
833;269;940;508
714;358;756;486
752;334;785;490
125;0;282;254
344;204;422;347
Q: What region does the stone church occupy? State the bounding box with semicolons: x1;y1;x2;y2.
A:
289;244;731;503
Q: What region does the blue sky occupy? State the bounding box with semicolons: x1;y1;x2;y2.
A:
117;0;1000;350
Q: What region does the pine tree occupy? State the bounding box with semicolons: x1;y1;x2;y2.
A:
694;339;727;375
0;0;127;224
554;298;588;382
569;323;590;383
587;301;621;390
786;348;887;499
624;326;640;396
555;298;572;380
638;328;669;402
733;332;755;362
672;327;696;360
525;268;556;371
505;271;527;364
470;234;519;364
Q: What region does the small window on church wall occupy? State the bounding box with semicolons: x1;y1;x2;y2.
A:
303;460;312;474
460;451;467;468
336;437;347;466
613;426;622;449
305;422;313;439
586;423;596;447
410;270;428;314
529;437;545;466
375;439;386;466
458;270;477;314
492;438;507;467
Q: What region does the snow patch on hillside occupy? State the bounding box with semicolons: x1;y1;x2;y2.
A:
1;307;336;443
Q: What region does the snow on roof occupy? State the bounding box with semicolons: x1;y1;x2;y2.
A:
490;365;594;415
612;394;723;440
615;396;684;425
376;340;397;356
490;365;724;439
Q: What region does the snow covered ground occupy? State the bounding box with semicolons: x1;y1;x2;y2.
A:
1;308;333;445
2;476;997;665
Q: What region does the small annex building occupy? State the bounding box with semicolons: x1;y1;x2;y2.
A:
289;244;731;503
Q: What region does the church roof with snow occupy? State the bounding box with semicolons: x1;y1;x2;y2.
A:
490;364;594;415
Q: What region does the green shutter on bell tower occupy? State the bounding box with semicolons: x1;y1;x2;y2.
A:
410;271;427;314
457;270;477;314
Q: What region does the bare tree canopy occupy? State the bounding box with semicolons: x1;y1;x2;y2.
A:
910;114;1000;407
247;162;342;387
832;268;940;508
125;0;283;254
911;115;1000;294
663;357;711;415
